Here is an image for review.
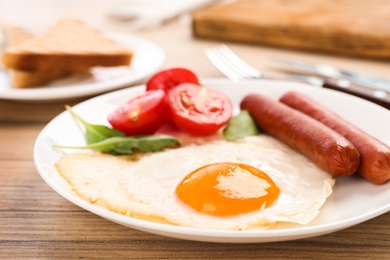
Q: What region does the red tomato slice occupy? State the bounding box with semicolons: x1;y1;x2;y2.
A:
107;89;169;136
146;68;200;93
167;83;233;136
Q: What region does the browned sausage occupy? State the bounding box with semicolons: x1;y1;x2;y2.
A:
240;93;360;177
280;91;390;184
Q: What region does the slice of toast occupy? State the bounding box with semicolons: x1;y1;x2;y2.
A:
2;24;72;88
2;24;74;88
10;67;73;89
1;19;133;72
1;19;133;88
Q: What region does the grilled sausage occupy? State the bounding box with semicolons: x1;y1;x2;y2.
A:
280;91;390;184
240;93;360;177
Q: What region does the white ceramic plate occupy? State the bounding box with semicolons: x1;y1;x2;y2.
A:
0;32;165;101
34;78;390;243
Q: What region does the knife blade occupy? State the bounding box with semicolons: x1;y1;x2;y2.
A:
285;75;390;110
270;58;390;93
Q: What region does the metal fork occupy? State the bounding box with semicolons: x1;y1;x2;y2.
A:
204;44;264;81
204;44;390;109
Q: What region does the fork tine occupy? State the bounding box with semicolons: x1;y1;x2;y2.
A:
205;47;246;81
205;45;263;80
213;45;255;80
217;45;263;79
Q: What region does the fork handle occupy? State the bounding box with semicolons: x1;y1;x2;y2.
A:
323;78;390;110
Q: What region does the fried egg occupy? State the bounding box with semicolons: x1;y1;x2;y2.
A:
55;135;334;230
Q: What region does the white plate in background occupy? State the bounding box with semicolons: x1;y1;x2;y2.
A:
0;32;165;101
34;79;390;243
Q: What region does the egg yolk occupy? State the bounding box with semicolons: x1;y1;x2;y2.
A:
175;162;280;216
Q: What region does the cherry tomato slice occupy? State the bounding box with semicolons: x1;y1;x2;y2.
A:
146;68;200;93
167;83;233;136
107;89;169;136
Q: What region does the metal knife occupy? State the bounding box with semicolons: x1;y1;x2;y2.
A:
286;75;390;110
270;58;390;93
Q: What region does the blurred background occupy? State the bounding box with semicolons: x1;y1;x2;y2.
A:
0;0;219;31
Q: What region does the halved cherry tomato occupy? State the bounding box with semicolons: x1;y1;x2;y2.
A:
107;89;169;136
167;83;233;136
146;68;200;93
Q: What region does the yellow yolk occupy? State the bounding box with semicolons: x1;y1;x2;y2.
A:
175;162;280;217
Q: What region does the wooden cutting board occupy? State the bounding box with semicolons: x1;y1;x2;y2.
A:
192;0;390;59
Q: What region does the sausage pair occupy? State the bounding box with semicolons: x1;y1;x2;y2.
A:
241;92;390;184
280;91;390;185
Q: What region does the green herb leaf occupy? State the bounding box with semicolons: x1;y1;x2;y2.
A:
65;105;125;144
223;110;259;141
54;135;180;155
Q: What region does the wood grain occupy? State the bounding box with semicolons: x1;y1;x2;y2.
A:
193;0;390;59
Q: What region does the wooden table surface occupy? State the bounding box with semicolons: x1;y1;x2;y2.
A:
1;1;389;258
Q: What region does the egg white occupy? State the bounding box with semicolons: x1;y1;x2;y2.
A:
55;135;334;230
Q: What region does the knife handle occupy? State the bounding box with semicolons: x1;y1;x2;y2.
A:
322;79;390;110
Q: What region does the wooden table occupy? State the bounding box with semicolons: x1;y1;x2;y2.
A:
1;1;389;258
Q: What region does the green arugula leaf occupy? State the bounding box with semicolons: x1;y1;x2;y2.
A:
223;110;259;141
53;135;180;155
65;105;125;144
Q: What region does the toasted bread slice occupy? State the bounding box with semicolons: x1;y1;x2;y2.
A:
10;68;73;88
1;19;133;72
2;24;73;88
